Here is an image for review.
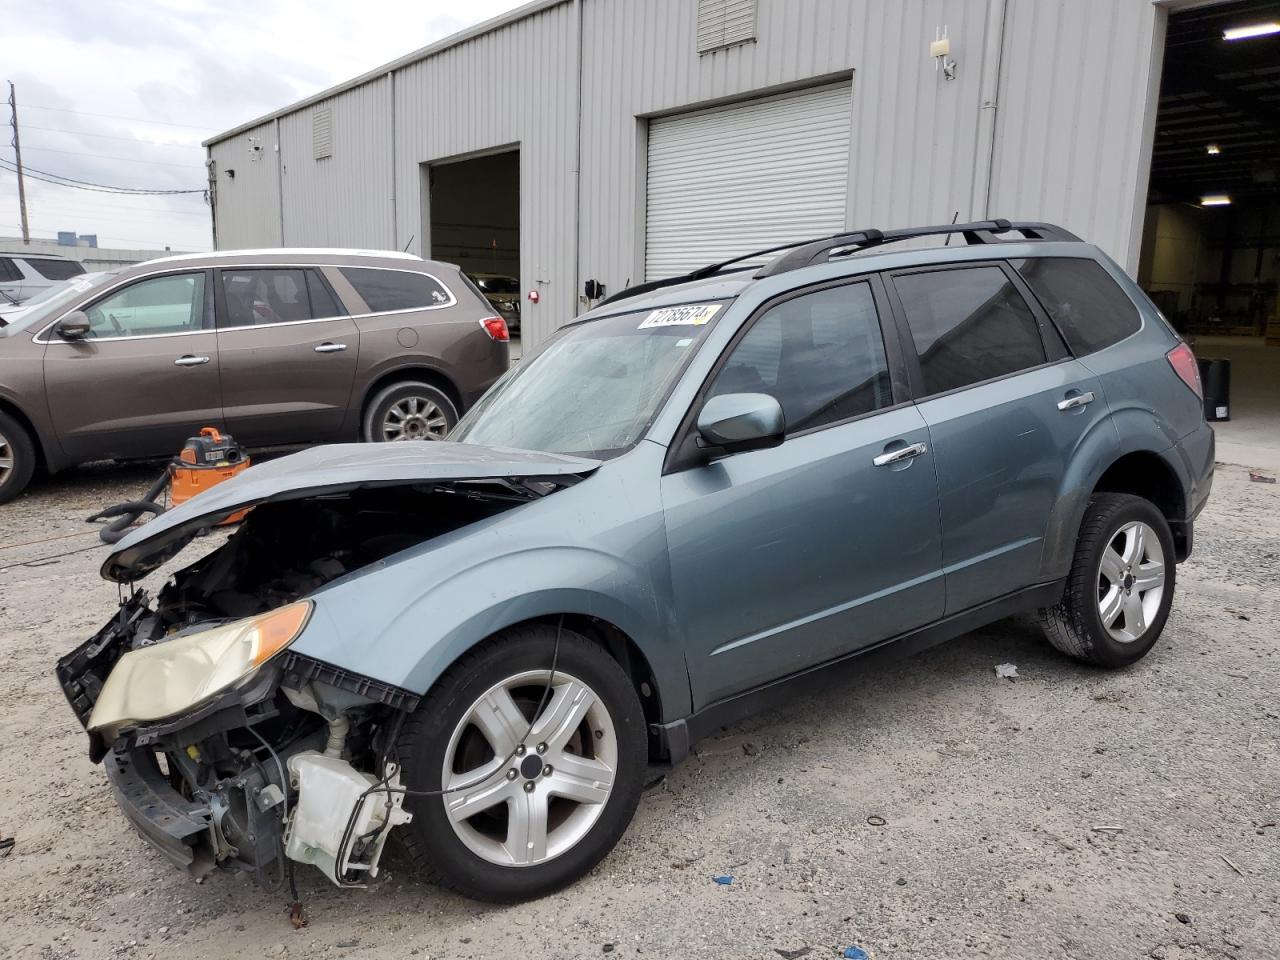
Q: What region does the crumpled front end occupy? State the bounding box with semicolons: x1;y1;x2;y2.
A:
54;464;590;888
57;590;419;885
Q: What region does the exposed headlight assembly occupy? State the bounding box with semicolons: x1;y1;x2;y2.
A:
88;601;313;740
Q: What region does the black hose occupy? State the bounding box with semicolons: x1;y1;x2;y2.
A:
86;470;169;544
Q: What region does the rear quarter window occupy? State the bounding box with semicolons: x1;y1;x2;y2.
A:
1015;258;1140;356
26;258;86;281
339;267;454;313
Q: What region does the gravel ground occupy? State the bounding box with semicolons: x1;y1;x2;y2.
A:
0;460;1276;960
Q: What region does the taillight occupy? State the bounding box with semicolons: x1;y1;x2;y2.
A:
1166;342;1202;399
480;316;509;342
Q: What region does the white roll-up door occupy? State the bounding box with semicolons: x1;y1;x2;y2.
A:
645;82;852;281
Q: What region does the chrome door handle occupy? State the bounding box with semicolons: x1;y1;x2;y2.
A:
314;342;348;353
873;442;928;467
1057;391;1095;411
174;355;210;367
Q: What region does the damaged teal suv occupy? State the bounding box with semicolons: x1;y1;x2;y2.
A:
57;220;1213;904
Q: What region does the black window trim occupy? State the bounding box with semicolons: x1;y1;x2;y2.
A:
35;268;215;343
0;257;21;283
881;259;1074;405
212;266;351;331
663;273;912;475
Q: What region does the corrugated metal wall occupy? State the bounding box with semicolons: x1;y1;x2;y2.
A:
393;2;579;345
207;0;1166;346
208;122;282;249
990;0;1165;272
277;78;396;248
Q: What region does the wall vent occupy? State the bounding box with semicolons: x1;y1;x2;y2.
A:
697;0;757;53
313;108;332;160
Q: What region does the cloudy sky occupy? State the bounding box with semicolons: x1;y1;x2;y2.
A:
3;0;526;253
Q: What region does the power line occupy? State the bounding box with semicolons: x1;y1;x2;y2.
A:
22;123;201;150
0;158;205;195
20;103;211;132
18;144;203;169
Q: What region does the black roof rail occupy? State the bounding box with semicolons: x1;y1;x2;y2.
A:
755;219;1081;278
597;236;820;307
598;219;1081;306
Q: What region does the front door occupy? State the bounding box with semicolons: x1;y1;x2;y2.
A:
661;279;945;708
43;270;223;461
887;262;1110;613
214;267;360;445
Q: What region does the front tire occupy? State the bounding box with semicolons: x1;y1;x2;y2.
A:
1038;493;1175;668
361;381;458;442
394;625;647;903
0;411;36;505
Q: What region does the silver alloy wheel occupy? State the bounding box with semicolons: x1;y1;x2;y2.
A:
0;429;11;486
381;395;449;441
441;669;618;868
1097;520;1166;643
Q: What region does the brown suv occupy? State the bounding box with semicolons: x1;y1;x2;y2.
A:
0;249;510;503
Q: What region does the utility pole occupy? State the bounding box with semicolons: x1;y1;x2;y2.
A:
8;81;30;244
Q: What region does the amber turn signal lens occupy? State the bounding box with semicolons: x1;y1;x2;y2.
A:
252;601;313;667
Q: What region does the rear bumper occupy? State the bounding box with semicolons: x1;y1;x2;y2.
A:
104;748;215;874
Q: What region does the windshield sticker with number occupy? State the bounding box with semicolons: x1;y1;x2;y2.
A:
637;303;722;329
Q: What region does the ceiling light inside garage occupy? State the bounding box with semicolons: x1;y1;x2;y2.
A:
1222;22;1280;40
1199;194;1232;206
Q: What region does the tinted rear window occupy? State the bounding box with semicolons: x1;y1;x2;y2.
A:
27;258;86;280
1015;258;1140;356
893;266;1046;396
340;267;453;313
0;258;20;282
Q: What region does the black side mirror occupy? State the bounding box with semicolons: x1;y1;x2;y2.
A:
696;392;785;454
54;311;92;341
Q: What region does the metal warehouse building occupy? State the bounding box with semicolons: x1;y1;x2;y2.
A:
205;0;1280;376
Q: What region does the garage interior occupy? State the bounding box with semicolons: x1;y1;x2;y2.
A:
1139;0;1280;469
426;149;520;338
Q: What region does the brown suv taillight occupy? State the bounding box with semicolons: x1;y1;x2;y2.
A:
1166;342;1202;399
480;316;510;342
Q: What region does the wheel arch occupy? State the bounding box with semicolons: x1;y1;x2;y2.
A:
0;394;54;473
361;365;464;426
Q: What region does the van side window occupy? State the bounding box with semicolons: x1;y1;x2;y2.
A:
709;282;893;432
892;266;1046;396
0;258;21;283
339;268;453;314
27;259;86;281
1015;257;1141;355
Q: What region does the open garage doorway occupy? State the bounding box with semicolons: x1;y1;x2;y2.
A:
1138;0;1280;469
427;149;521;348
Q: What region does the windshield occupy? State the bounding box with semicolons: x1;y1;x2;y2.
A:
452;302;725;459
0;271;119;330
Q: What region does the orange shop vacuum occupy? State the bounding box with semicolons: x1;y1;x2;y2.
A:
89;427;251;544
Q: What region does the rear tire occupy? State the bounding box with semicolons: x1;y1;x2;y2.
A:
1038;493;1175;668
361;381;458;442
0;411;36;505
394;625;647;903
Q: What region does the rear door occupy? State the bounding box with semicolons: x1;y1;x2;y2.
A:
662;278;945;707
43;270;223;460
214;266;359;444
885;262;1109;613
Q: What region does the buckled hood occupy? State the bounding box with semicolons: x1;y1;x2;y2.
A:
102;441;600;582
